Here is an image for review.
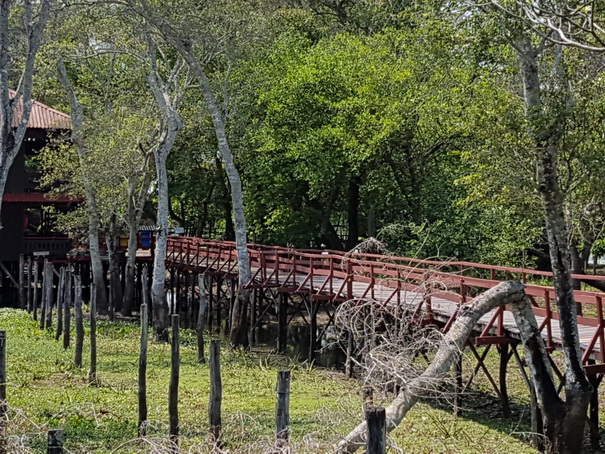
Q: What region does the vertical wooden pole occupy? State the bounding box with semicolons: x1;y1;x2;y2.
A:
47;429;64;454
169;314;180;443
309;299;318;362
197;275;208;363
74;276;84;368
44;261;54;330
26;256;32;312
40;259;48;329
209;340;222;444
207;275;214;330
498;343;510;417
138;302;149;436
365;407;386;454
275;370;291;442
0;331;5;452
88;282;97;384
18;254;25;309
63;269;72;349
33;259;39;321
277;293;288;354
55;268;65;341
0;330;6;417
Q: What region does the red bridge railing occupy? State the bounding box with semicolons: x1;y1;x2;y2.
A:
166;236;605;373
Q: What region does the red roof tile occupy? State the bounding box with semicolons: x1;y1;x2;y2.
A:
9;89;71;130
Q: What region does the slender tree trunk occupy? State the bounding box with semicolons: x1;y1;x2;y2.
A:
122;216;139;316
151;153;171;342
0;0;51;223
517;36;592;452
57;60;108;315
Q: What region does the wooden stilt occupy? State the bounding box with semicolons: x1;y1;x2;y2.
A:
588;370;601;449
499;343;511;417
309;298;318;362
278;293;288;354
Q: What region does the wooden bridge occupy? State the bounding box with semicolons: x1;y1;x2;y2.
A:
165;236;605;441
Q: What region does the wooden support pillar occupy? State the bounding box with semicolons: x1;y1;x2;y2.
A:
248;288;257;346
33;259;39;321
215;277;222;334
278;293;288;354
207;275;214;330
498;343;511;417
309;299;318;362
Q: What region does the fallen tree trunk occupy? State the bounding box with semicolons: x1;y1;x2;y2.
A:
335;280;528;453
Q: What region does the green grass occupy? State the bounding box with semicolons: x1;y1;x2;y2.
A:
0;309;539;453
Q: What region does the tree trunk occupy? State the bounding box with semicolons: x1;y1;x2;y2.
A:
151;153;171;342
517;36;592;451
345;175;361;251
122;216;138;316
57;60;109;315
0;0;51;223
336;281;528;453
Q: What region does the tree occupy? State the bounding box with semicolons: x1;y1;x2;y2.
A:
0;0;52;225
124;0;273;347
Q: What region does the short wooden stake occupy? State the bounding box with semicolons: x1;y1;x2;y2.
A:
197;274;208;363
209;340;222;444
276;370;291;442
47;429;64;453
138;302;149;436
365;406;386;454
169;314;180;443
74;276;84;368
88;282;97;384
63;269;72;349
55;268;65;341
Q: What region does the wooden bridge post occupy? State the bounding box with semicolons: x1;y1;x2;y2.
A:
206;274;213;330
499;343;511;417
309;297;318;362
278;293;288;354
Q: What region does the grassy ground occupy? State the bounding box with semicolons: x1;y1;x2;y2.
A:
0;309;539;453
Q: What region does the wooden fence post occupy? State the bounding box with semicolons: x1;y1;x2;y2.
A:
40;259;48;329
209;340;222;444
169;314;180;443
197;274;208;363
74;276;84;368
47;429;64;453
0;331;6;417
55;268;65;341
63;269;72;350
365;406;386;454
138;302;149;436
88;282;97;384
276;370;291;442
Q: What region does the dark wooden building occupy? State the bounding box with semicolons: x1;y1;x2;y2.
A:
1;93;73;262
